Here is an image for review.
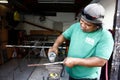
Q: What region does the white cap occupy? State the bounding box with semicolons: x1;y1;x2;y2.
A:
81;3;105;24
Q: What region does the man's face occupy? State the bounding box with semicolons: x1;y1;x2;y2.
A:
80;19;98;32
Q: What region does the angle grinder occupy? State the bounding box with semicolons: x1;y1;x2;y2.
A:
48;52;57;63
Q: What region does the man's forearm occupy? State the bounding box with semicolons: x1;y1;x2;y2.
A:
74;57;107;67
53;34;66;48
63;57;107;68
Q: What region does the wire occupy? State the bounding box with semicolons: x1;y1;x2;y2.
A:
105;62;108;80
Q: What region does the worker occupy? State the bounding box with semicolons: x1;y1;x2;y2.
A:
48;3;114;80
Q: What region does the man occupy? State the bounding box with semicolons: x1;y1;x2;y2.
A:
48;3;114;80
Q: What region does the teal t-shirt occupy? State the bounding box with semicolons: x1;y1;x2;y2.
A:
62;22;114;79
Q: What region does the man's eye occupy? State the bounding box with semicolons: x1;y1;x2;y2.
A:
87;24;92;26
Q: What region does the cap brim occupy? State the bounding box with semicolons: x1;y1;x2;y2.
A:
81;15;102;24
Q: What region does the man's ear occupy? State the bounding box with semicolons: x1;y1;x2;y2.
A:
97;26;99;29
96;23;102;29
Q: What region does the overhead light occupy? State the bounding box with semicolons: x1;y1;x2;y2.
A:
0;0;8;3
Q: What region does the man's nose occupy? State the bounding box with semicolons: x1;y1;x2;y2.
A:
81;23;87;28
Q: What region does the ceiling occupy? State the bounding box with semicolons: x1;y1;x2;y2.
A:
6;0;99;16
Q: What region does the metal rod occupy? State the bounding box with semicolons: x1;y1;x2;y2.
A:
6;45;66;49
28;61;63;67
23;41;66;44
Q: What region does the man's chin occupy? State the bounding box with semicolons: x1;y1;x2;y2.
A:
82;29;91;33
82;29;87;32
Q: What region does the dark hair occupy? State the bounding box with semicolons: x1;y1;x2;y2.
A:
95;23;103;29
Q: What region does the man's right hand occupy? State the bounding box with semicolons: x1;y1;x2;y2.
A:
48;47;58;55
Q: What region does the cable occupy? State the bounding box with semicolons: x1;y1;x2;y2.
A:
105;62;108;80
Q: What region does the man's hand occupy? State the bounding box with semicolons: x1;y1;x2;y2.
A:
48;47;58;55
63;57;77;68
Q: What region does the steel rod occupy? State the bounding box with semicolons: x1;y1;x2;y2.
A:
6;45;66;49
28;61;63;67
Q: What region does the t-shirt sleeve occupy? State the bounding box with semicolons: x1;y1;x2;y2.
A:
95;31;114;60
62;24;75;40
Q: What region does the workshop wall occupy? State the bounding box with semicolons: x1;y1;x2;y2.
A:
100;0;116;29
16;0;116;34
16;12;76;35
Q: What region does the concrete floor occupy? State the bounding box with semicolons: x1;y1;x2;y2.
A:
0;56;69;80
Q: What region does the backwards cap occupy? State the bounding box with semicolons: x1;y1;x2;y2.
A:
81;3;105;24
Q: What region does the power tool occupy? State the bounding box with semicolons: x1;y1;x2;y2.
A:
48;52;57;63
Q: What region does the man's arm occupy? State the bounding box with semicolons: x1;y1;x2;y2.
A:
52;34;66;48
48;34;66;54
63;57;107;68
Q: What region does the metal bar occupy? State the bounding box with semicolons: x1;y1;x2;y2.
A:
23;41;66;43
28;61;63;67
5;45;66;49
23;41;54;44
